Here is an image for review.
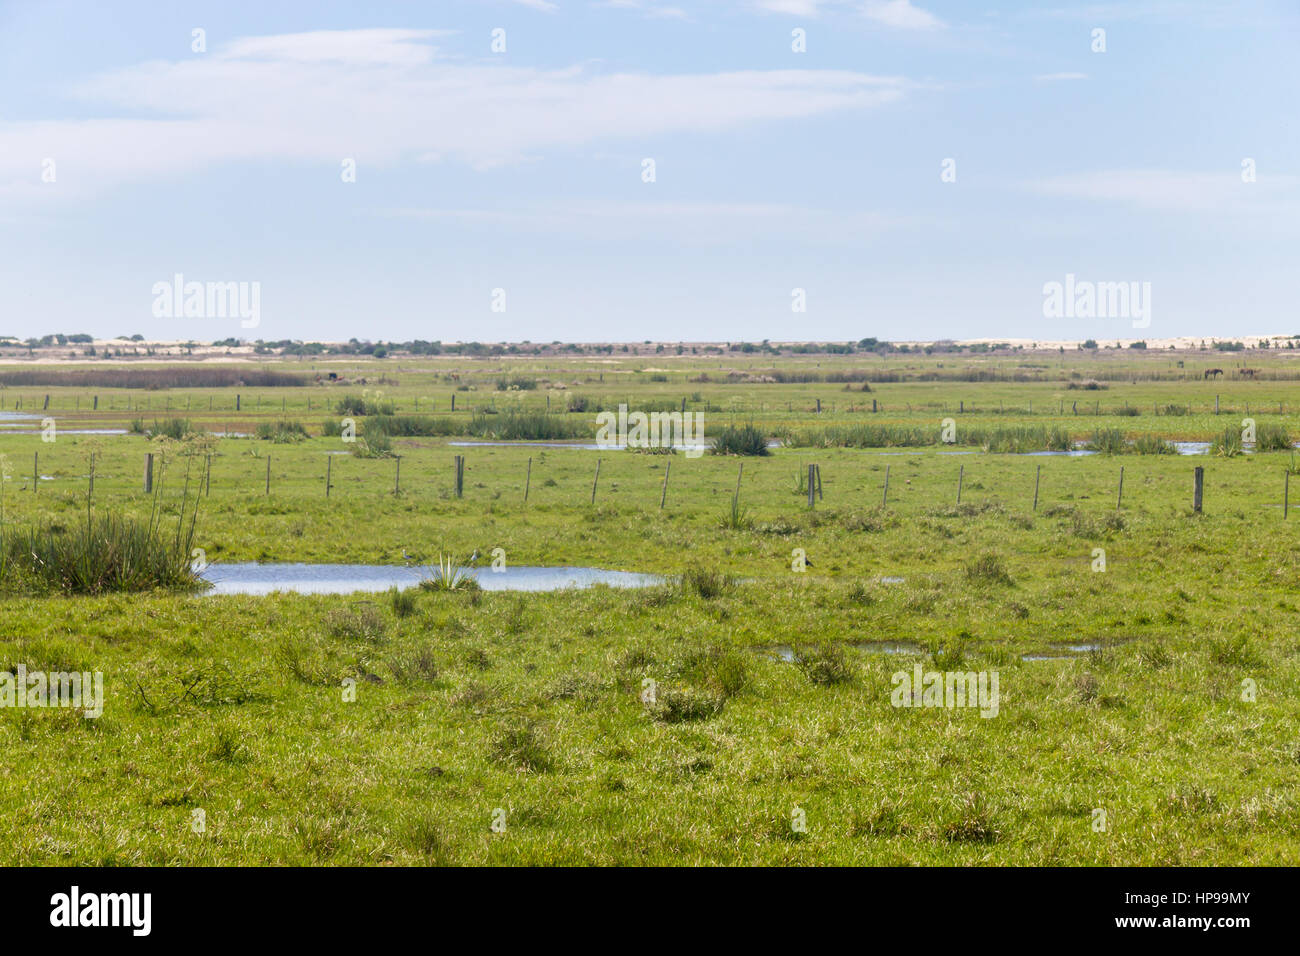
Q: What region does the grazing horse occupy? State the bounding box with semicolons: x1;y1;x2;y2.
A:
1240;368;1258;378
1204;368;1223;379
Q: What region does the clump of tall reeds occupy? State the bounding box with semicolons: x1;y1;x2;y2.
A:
0;449;204;594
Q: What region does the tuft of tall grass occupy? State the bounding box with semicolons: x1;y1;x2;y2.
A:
709;423;770;456
964;553;1013;586
468;410;587;441
351;428;394;458
255;419;309;442
1211;425;1243;457
364;414;459;438
1255;423;1292;452
1132;433;1175;455
678;565;734;599
1087;427;1127;454
335;395;394;416
718;495;753;530
1;468;203;595
147;418;194;440
794;643;855;686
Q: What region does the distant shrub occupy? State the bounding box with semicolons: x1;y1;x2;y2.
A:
495;376;537;391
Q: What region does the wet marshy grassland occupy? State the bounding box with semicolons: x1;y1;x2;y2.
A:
0;350;1297;864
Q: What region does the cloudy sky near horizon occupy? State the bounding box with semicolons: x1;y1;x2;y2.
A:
1;0;1297;344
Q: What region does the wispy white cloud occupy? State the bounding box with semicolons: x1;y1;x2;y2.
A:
511;0;560;12
753;0;944;28
380;199;914;242
1034;72;1088;81
595;0;691;20
1029;169;1299;214
861;1;943;30
0;29;909;201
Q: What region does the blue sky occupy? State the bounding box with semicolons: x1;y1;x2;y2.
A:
1;0;1297;344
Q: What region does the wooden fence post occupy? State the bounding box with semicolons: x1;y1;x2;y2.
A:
33;452;38;493
882;465;890;509
957;464;964;504
807;464;816;508
1285;470;1290;520
265;456;271;496
144;453;154;494
1193;466;1204;513
733;463;744;509
326;455;332;497
394;456;401;496
524;457;532;502
815;463;823;500
660;459;671;509
591;459;601;504
1033;464;1041;512
1116;466;1124;510
205;455;211;496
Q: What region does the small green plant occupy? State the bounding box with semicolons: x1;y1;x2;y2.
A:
650;687;724;723
490;721;552;772
678;565;734;599
1211;426;1243;457
420;554;480;591
964;553;1013;586
389;586;417;618
718;495;753;531
325;605;387;643
351;427;394;458
794;643;854;686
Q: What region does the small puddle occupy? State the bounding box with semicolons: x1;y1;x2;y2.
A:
0;427;128;435
760;641;923;662
200;562;661;595
878;575;905;584
447;439;778;451
1022;642;1108;661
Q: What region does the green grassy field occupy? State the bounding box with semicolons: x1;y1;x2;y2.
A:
0;350;1297;864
